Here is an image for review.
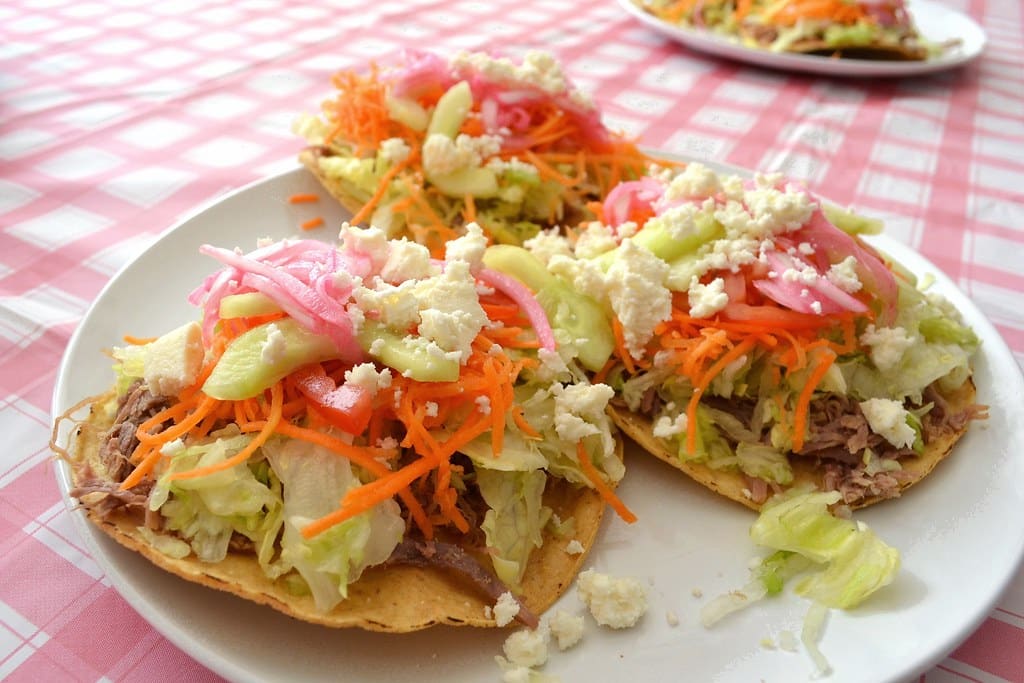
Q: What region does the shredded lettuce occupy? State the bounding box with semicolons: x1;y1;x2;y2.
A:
750;489;900;609
150;430;281;564
845;279;978;402
111;344;147;396
477;467;551;591
264;436;404;612
735;442;794;486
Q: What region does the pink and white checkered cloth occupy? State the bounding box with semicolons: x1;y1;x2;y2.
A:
2;0;1022;681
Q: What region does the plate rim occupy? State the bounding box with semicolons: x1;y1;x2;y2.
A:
616;0;988;78
50;161;1024;683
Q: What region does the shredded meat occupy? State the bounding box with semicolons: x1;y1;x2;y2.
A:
99;382;173;483
652;380;986;506
922;384;989;438
740;23;779;47
69;478;154;522
822;463;907;505
385;539;539;628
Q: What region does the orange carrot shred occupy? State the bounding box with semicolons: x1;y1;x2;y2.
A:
576;441;636;523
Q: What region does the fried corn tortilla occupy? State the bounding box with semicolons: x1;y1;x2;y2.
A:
609;378;978;512
299;148;366;218
64;392;609;633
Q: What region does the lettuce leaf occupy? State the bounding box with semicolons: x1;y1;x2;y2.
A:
264;435;404;612
750;489;900;609
476;467;550;592
151;431;280;564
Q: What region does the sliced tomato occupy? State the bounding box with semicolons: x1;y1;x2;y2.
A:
720;302;840;330
292;364;373;435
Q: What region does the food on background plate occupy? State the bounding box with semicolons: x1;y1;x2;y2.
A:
53;223;632;632
634;0;943;61
516;162;985;510
293;49;657;254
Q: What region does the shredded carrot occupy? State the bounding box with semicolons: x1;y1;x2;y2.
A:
122;334;156;345
311;58;655;251
288;193;320;204
590;357;617;385
791;349;837;452
300;216;325;230
349;151;418;226
301;454;437;539
612;318;638;375
576;441;636;523
169;383;284;481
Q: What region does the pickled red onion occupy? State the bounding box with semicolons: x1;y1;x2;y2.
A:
476;267;556;352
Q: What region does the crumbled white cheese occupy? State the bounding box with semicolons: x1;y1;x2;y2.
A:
422;132;501;176
565;539;585;555
652;412;688;438
344;363;392;397
354;279;421;331
826;255;862;293
503;627;549;667
551;382;615;444
666;610;680;627
450;49;583;103
424;401;439;418
378;136;411;164
687;276;729;318
663;162;721;200
259;322;287;367
810;300;823;315
576;569;648;629
546;253;607;305
648;202;701;242
573;221;619;259
860;324;915;372
380;238;432;283
523;229;573;266
445;221;488;272
494;591;521;627
547;610;584;650
340;223;389;270
752;183;817;233
535;348;570;382
782;263;819;285
475;395;491;415
414;260;489;362
859;398;916;449
604;239;672;358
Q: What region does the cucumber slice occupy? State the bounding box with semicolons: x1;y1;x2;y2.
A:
203;318;340;400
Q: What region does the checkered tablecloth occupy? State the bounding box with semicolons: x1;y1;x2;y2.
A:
2;0;1022;681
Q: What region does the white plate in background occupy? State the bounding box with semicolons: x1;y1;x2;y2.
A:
617;0;987;77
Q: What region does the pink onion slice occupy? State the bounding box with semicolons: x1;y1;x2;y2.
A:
476;267;556;352
602;177;664;227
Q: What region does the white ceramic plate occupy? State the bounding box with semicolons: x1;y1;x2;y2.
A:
53;165;1024;683
617;0;987;77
